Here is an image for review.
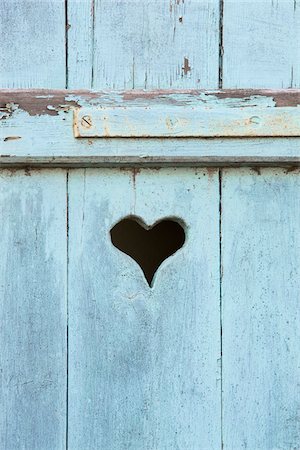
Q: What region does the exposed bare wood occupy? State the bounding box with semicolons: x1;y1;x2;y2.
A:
1;89;300;166
2;89;300;117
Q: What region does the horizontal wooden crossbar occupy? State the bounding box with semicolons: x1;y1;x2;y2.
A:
1;89;300;167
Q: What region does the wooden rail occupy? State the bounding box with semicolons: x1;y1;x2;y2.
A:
1;89;300;167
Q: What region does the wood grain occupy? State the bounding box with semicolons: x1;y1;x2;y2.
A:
0;169;67;449
67;0;220;89
2;89;300;115
223;0;300;88
67;0;94;89
74;105;300;138
68;168;221;449
0;1;66;88
1;89;300;165
221;168;300;449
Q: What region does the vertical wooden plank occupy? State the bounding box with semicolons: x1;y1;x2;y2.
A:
222;168;300;449
68;168;221;449
0;0;66;88
68;0;220;89
0;169;67;449
67;0;94;89
223;0;300;88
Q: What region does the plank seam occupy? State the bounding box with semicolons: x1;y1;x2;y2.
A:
218;0;224;89
219;169;223;448
66;170;69;450
65;0;69;89
91;0;95;89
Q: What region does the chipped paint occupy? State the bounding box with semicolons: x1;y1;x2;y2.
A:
182;57;191;76
0;91;81;117
4;136;22;142
1;89;300;167
1;89;298;120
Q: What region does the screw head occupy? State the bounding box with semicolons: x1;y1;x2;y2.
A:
81;115;92;128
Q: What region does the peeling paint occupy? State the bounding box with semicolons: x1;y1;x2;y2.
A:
0;93;80;117
1;89;297;116
182;57;191;76
1;89;300;168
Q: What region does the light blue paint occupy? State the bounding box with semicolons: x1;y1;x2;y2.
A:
0;169;67;449
67;0;220;89
0;0;300;448
0;1;65;88
68;168;221;449
1;91;300;163
222;168;300;449
223;0;300;88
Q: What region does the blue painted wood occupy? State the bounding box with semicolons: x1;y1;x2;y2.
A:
67;0;220;89
0;169;67;449
68;168;221;449
0;1;66;88
221;168;300;449
74;105;300;138
223;0;300;88
2;90;300;164
1;2;300;448
67;0;94;89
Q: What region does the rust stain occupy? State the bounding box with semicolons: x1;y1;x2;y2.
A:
132;168;141;212
206;167;218;177
7;168;18;176
103;117;110;137
182;57;191;76
285;166;300;173
132;167;141;189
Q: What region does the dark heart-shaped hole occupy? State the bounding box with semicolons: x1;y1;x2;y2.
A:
110;216;186;287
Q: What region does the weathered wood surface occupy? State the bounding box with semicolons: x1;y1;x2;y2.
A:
74;105;300;138
1;89;300;165
67;0;94;89
68;168;221;449
67;0;219;89
0;169;67;449
1;3;300;448
221;168;300;449
2;0;300;92
0;1;66;89
223;0;300;88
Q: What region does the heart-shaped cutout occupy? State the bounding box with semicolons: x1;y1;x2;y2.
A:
110;216;186;287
